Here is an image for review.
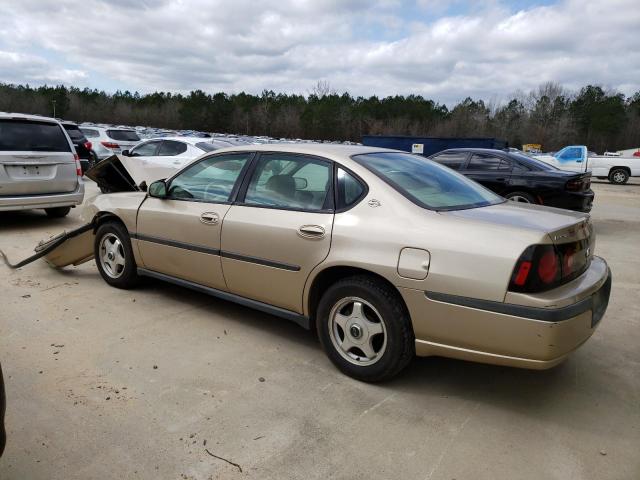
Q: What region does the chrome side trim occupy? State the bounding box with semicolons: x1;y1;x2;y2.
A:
137;268;310;329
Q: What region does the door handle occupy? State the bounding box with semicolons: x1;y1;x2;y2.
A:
298;225;325;238
200;212;219;225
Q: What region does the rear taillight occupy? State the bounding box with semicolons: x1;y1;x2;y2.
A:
509;242;588;293
84;141;92;151
566;179;583;191
101;141;119;149
74;153;82;176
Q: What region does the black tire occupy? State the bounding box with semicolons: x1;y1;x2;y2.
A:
504;191;537;204
94;222;140;289
608;168;629;185
316;275;415;382
45;206;71;218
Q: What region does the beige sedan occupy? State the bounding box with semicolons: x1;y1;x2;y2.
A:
42;144;611;382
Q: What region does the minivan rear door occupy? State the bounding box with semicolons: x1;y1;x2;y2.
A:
0;118;77;195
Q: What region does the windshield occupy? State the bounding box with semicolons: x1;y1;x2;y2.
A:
509;151;559;171
353;152;504;211
107;129;140;142
0;120;71;152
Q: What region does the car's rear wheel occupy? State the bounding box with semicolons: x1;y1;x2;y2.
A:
45;206;71;218
316;275;414;382
505;191;536;204
608;168;629;185
94;222;140;289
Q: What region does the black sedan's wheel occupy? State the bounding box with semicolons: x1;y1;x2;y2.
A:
505;191;536;204
317;275;414;382
608;168;629;185
94;222;140;289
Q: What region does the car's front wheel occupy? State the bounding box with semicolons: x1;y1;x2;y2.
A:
94;222;140;289
316;275;414;382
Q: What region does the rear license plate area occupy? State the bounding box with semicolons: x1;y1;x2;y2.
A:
6;165;52;179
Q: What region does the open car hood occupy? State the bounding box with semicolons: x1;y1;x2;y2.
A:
86;154;147;192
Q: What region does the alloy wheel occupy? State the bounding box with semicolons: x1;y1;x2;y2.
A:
328;297;387;366
99;233;126;279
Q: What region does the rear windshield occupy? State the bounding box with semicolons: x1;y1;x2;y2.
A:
0;120;71;152
80;128;99;138
509;151;559;171
107;129;140;141
195;142;220;152
63;125;86;142
353;151;504;211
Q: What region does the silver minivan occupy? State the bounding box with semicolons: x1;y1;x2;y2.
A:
0;113;85;217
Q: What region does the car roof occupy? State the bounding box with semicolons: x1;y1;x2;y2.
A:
0;112;61;123
205;143;402;160
435;148;509;155
141;136;215;145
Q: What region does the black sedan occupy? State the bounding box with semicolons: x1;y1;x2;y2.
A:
429;148;594;212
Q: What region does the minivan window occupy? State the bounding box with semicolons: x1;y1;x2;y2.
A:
0;120;71;152
107;130;140;142
353;152;503;211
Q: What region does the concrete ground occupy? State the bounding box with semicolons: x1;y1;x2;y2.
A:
0;179;638;480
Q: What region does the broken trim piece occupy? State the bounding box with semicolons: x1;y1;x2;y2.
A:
0;223;93;269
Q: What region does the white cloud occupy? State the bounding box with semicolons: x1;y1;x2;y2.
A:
0;0;638;104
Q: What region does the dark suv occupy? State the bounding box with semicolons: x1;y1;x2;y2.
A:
429;148;595;212
62;122;95;173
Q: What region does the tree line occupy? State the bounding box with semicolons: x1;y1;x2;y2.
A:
1;81;638;153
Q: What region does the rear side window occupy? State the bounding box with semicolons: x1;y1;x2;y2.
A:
107;130;140;142
159;140;188;156
431;152;467;170
336;168;366;209
81;128;99;138
0;120;71;152
467;154;511;171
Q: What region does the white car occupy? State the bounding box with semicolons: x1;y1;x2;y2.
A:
79;126;141;160
119;137;232;184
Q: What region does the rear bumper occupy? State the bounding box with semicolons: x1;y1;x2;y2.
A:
544;190;594;213
0;181;85;211
403;256;611;369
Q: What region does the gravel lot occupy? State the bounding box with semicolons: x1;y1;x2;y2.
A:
1;179;639;480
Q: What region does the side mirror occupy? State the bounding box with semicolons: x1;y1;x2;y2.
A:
293;177;308;190
122;149;130;156
148;180;168;198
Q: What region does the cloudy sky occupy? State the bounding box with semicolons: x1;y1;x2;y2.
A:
0;0;638;104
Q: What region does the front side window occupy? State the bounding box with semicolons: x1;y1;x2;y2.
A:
159;140;188;156
244;154;331;211
167;153;251;203
131;141;161;157
431;152;467;170
353;152;503;211
467;154;510;171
